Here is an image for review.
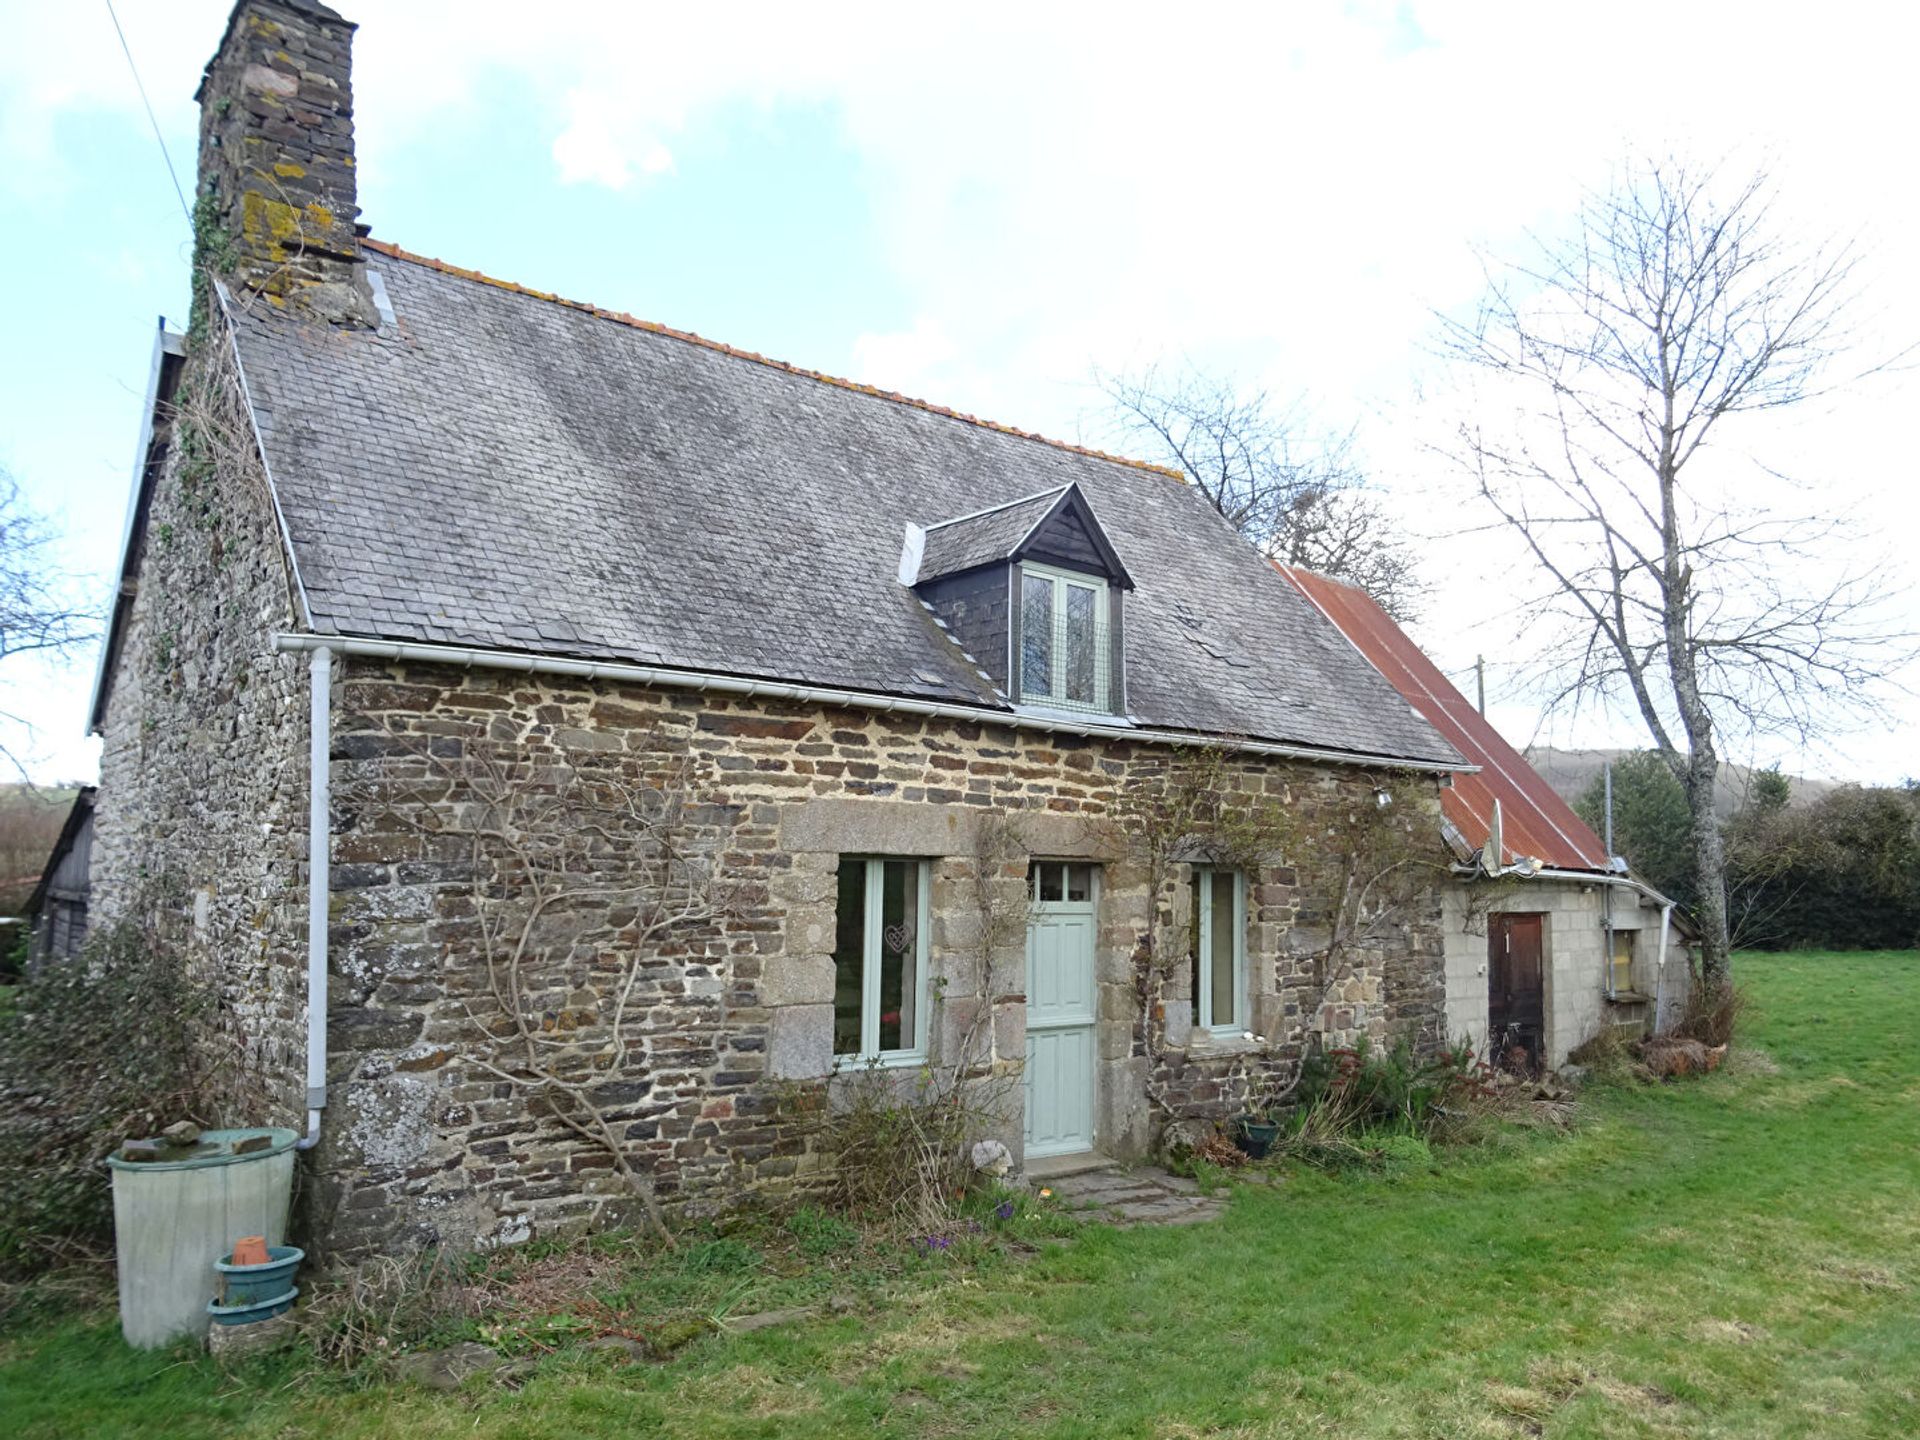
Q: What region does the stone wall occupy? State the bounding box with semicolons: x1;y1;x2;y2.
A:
92;337;314;1127
320;658;1451;1254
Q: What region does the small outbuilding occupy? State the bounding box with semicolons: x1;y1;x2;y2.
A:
1277;569;1693;1069
24;786;95;969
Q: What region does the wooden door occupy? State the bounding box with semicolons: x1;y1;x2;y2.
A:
1024;861;1097;1159
1488;913;1545;1068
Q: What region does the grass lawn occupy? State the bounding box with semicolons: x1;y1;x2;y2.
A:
3;949;1916;1438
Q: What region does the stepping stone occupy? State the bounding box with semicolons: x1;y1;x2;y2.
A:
1042;1163;1228;1228
396;1342;506;1390
727;1306;813;1334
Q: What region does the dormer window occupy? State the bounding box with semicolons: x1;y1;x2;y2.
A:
1020;563;1110;712
903;481;1134;718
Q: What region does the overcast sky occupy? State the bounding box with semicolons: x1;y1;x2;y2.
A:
0;0;1913;786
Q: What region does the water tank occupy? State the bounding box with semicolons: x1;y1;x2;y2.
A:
105;1127;298;1349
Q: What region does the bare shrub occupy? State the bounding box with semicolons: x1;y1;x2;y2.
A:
298;1249;482;1371
0;1254;114;1333
1671;977;1748;1048
819;1068;986;1229
0;918;231;1276
1190;1136;1251;1175
1641;1037;1728;1079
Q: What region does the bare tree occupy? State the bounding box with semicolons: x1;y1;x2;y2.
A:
1434;156;1911;985
1094;366;1425;619
0;474;93;778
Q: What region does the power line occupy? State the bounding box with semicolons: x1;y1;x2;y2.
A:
103;0;192;226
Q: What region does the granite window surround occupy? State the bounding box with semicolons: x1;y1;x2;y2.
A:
831;856;933;1067
1189;866;1248;1036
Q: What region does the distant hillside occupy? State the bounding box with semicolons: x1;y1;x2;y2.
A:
0;783;83;916
1523;747;1837;822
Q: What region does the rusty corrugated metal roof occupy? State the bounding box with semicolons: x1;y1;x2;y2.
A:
1277;565;1612;872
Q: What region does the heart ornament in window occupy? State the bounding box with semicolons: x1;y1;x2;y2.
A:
884;921;914;955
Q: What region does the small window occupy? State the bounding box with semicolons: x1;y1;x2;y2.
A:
1609;929;1634;994
1189;867;1245;1033
833;858;930;1062
1020;563;1110;712
1029;860;1094;905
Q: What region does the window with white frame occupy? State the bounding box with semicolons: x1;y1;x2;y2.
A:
832;858;931;1062
1020;562;1111;713
1188;867;1245;1033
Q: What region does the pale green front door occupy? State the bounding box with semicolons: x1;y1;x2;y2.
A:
1024;861;1097;1159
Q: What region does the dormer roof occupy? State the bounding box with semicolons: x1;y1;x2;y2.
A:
911;483;1133;588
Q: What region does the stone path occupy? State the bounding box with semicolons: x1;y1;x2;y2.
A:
1037;1163;1226;1227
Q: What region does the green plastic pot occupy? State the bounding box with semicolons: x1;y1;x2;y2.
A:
215;1244;304;1306
207;1284;299;1327
1234;1116;1281;1160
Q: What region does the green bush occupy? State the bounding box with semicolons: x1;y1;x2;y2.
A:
0;921;215;1277
1278;1039;1485;1168
1575;752;1698;912
1730;784;1920;951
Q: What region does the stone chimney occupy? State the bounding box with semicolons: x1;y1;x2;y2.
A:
195;0;375;326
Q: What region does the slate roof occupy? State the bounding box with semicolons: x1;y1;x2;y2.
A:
1278;565;1610;868
224;244;1460;765
917;489;1068;584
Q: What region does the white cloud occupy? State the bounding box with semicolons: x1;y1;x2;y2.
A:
850;317;957;399
552;90;675;188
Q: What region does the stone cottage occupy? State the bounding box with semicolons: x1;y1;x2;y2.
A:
1278;567;1694;1069
90;0;1473;1254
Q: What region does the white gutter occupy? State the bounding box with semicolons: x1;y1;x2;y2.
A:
295;645;332;1150
1471;862;1676;915
1528;864;1679;996
270;632;1474;775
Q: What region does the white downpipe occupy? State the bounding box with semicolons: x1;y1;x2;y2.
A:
1652;902;1674;1032
269;632;1472;776
296;645;332;1151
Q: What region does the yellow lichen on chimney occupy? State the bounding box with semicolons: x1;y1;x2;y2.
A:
240;191;296;259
